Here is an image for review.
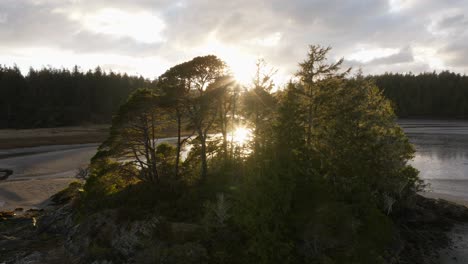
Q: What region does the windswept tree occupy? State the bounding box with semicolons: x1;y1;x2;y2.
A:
93;88;171;184
158;55;227;180
158;65;192;177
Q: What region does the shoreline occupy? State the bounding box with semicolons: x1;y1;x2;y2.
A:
421;192;468;208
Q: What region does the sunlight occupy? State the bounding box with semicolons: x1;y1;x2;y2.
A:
413;46;445;70
229;55;256;85
348;47;399;63
250;32;283;47
388;0;416;12
199;35;257;85
232;126;252;146
68;8;166;44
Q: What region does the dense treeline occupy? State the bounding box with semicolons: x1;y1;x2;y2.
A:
1;64;468;129
0;65;155;128
373;71;468;118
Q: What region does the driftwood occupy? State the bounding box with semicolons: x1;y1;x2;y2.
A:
0;169;13;180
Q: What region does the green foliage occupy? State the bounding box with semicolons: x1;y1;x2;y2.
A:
241;60;278;155
76;46;424;264
93;88;173;184
233;159;296;264
230;47;420;264
156;142;177;178
309;76;419;208
158;55;229;180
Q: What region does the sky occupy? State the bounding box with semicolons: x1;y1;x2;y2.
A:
0;0;467;84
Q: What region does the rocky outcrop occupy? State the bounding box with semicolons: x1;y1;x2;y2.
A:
3;189;468;264
63;210;207;263
65;210;160;262
395;195;468;264
0;208;71;264
1;195;207;264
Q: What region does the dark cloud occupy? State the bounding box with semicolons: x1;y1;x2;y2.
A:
0;0;467;79
369;47;414;65
437;14;467;29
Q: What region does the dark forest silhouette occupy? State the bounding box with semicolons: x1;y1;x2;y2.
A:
1;65;467;129
372;71;468;118
0;65;155;128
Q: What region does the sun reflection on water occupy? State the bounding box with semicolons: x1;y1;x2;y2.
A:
232;127;252;146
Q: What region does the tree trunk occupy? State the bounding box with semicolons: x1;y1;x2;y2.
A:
307;102;312;146
222;128;228;161
149;145;159;183
306;85;313;146
150;114;159;183
221;104;228;161
175;110;182;177
199;129;208;181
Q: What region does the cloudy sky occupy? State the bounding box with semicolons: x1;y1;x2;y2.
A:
0;0;467;83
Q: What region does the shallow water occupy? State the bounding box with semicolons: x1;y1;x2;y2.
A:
400;120;468;201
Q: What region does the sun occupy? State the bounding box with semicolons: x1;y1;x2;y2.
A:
232;127;252;146
198;35;256;85
227;56;256;85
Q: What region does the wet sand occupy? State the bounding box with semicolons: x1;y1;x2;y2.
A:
400;119;468;263
0;137;183;210
400;119;468;206
0;144;99;210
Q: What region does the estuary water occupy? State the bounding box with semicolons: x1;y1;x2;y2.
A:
400;119;468;201
0;120;467;209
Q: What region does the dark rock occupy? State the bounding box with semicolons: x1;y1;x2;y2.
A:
0;211;15;218
37;204;73;235
26;208;43;213
0;168;13;180
50;182;82;205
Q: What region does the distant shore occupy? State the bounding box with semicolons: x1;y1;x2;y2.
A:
0;125;192;150
0;125;109;149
